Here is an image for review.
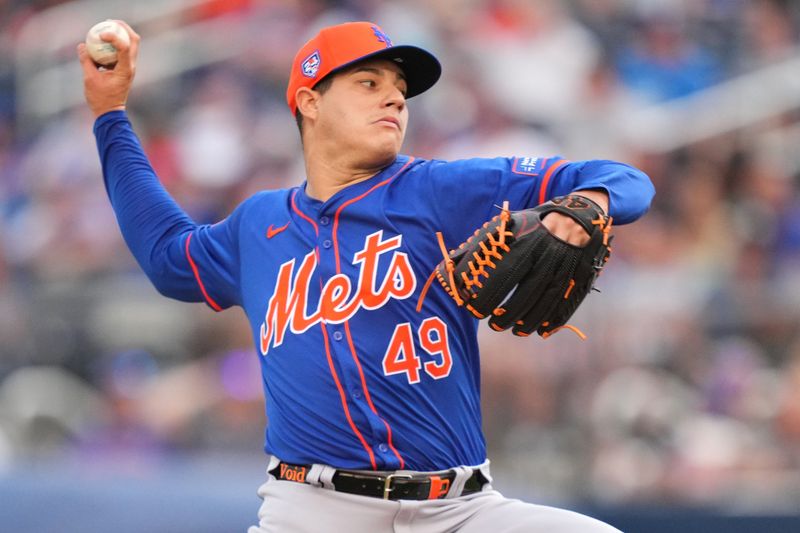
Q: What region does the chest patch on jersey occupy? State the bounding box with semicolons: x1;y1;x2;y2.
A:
512;157;543;176
259;231;417;355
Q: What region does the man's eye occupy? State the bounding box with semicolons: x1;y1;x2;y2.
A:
360;80;376;88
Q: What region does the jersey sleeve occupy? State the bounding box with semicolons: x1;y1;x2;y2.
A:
544;159;655;225
94;110;241;310
422;155;654;244
175;216;243;311
421;156;547;244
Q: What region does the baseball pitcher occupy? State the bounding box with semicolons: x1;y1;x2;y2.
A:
78;20;655;533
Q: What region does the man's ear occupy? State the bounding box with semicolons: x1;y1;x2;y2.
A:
296;87;320;122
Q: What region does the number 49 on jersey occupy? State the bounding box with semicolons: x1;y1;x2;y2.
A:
382;317;452;384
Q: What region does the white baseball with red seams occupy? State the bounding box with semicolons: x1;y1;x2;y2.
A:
85;20;129;66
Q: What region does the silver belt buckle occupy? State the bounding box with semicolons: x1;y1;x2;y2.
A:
382;473;414;500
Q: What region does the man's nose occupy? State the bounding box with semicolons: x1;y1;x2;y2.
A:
385;86;406;110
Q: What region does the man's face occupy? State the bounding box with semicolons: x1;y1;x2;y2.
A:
314;58;409;166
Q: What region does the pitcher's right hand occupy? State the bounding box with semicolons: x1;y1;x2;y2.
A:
77;20;140;117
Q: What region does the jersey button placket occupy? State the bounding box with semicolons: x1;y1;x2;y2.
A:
317;208;389;462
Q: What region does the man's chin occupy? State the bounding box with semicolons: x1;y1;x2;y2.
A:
364;144;402;168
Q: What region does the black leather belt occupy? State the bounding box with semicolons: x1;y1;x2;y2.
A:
269;461;489;500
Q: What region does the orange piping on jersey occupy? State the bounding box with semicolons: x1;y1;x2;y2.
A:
184;232;223;312
319;321;378;470
416;269;438;312
332;158;414;272
331;157;414;469
295;190;377;467
538;159;568;205
290;189;319;237
344;321;405;469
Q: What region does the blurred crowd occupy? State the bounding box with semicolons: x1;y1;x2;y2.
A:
1;0;800;511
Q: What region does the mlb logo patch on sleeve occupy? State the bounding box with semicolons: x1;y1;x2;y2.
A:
512;157;543;176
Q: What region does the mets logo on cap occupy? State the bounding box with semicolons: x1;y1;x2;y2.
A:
371;25;392;47
301;50;321;78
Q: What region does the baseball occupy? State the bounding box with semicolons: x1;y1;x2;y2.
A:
85;20;130;66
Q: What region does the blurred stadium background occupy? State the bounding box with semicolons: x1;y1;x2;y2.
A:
1;0;800;531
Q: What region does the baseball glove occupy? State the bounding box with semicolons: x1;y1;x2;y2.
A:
435;194;613;338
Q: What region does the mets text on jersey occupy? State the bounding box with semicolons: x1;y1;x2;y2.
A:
259;230;417;355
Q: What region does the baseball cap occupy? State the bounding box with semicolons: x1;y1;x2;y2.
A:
286;21;441;115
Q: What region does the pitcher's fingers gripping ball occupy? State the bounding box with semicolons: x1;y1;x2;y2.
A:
85;19;130;67
435;194;613;338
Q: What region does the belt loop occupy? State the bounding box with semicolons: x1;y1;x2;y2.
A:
304;464;326;487
478;460;493;490
266;455;282;479
445;466;473;499
318;464;337;490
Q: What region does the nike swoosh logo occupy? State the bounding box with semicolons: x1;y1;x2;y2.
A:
266;221;290;239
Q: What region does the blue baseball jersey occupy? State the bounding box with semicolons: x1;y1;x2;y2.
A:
94;111;654;472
